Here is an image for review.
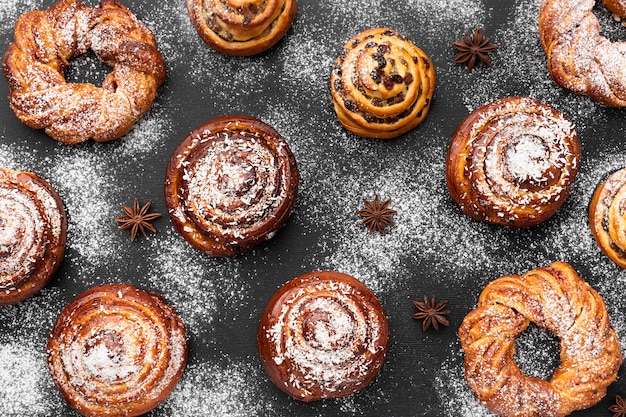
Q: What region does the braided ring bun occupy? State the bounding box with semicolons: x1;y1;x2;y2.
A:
2;0;166;143
459;262;622;417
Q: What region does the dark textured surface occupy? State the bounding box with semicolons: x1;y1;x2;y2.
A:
1;0;626;416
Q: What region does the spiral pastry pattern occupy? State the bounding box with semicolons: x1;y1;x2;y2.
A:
165;115;299;257
2;0;167;143
0;168;66;305
589;167;626;268
257;271;389;402
459;262;622;417
186;0;296;56
539;0;626;106
47;283;188;417
330;28;436;139
446;96;580;228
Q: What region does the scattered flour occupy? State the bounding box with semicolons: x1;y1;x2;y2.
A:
2;0;626;416
155;359;274;416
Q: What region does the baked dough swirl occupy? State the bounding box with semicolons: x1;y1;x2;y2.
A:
589;167;626;268
459;261;622;417
446;96;580;228
47;283;188;417
0;167;66;305
186;0;297;56
539;0;626;106
165;115;299;257
257;271;389;402
330;28;436;139
2;0;167;143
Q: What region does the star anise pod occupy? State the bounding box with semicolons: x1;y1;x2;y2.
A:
116;198;162;241
357;195;397;235
452;28;499;73
413;296;450;331
610;395;626;417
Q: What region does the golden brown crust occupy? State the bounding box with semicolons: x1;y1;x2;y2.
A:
47;283;188;417
604;0;626;17
2;0;166;143
0;167;66;305
589;167;626;268
164;115;299;257
459;261;622;417
257;271;389;402
330;28;436;139
538;0;626;106
446;96;580;228
186;0;296;56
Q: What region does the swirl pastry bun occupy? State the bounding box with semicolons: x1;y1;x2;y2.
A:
186;0;297;56
47;283;188;417
446;96;580;228
589;167;626;268
539;0;626;106
330;28;436;139
0;167;66;305
164;115;299;257
258;271;389;402
2;0;166;143
459;261;622;417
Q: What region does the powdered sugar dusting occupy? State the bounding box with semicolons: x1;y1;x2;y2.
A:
2;0;626;415
157;359;275;416
45;148;118;268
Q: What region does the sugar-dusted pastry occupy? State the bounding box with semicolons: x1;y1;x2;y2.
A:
47;283;188;417
258;271;389;402
186;0;297;56
604;0;626;17
330;28;436;139
2;0;166;143
164;115;299;256
459;261;622;417
539;0;626;106
589;167;626;268
446;96;580;228
0;167;66;305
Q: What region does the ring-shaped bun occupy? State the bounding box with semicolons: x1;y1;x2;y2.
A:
2;0;166;143
539;0;626;106
459;261;622;417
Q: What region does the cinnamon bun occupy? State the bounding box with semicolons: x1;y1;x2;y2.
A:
459;261;622;417
257;271;389;402
164;115;299;257
539;0;626;106
589;167;626;268
330;28;436;139
47;283;188;417
0;168;66;305
446;96;580;228
186;0;297;56
2;0;166;143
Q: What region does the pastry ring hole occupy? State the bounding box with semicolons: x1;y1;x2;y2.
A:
595;2;626;42
63;50;111;88
513;322;561;381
